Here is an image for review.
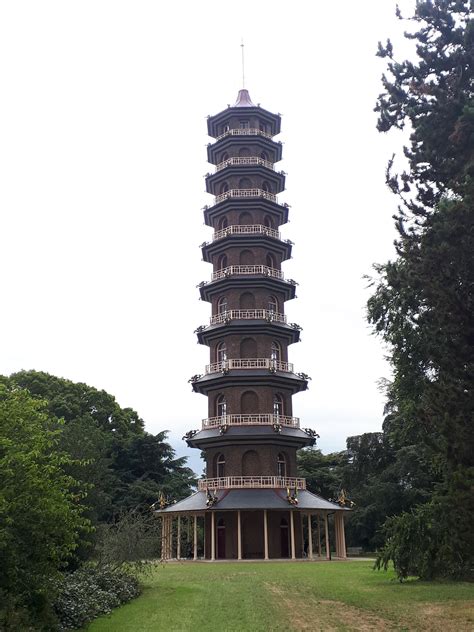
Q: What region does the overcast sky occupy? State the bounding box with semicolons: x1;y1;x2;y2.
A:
0;1;416;473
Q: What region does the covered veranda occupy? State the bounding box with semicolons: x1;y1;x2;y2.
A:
156;488;348;561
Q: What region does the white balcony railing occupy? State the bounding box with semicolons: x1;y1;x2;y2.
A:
214;188;277;205
211;265;284;282
205;358;294;375
198;476;306;491
215;156;275;172
210;309;287;326
216;128;274;142
211;224;281;242
202;414;300;429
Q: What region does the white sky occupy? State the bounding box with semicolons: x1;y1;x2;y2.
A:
0;1;415;473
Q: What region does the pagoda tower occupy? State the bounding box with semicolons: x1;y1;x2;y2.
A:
156;89;348;561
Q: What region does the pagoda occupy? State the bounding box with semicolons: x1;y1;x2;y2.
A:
156;89;348;561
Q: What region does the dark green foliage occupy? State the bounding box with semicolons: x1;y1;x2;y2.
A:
298;432;435;551
53;566;140;631
9;370;197;523
1;370;196;627
0;382;90;630
369;1;474;579
342;433;434;550
297;448;346;499
375;0;473;215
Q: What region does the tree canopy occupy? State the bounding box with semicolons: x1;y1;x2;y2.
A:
368;0;474;579
0;381;90;629
9;371;197;524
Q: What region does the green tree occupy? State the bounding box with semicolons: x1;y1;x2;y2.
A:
297;448;346;499
369;0;474;579
9;370;197;523
0;381;90;629
341;433;433;550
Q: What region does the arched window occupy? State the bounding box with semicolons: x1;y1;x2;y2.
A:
240;249;254;265
239;177;252;189
239;147;251;157
223;124;230;133
216;341;227;363
240;337;257;358
218;216;228;231
217;296;228;314
242;450;261;476
271;341;281;362
221;152;229;163
268;295;278;313
260;151;268;161
277;453;287;477
217;454;225;477
274;393;284;417
217;254;228;270
240;292;255;310
262;180;272;192
220;182;229;194
241;391;258;414
266;253;275;269
264;215;273;228
216;394;227;417
239;211;253;225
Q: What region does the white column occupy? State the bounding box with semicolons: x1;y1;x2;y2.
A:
177;515;181;560
290;511;296;560
307;513;313;560
325;513;330;560
161;515;165;560
168;516;172;559
317;514;322;557
193;515;198;560
340;513;347;558
237;510;242;560
203;514;206;559
264;510;269;560
211;512;215;561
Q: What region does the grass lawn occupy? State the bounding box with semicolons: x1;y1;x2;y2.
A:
87;560;474;631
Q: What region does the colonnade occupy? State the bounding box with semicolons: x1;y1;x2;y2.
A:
159;510;346;561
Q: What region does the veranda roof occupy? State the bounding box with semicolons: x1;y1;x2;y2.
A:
155;488;349;514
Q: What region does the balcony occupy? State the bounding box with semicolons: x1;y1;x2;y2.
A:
198;476;306;491
216;128;274;142
215;156;275;172
202;414;300;429
210;309;287;326
210;265;291;283
214;188;277;205
210;224;281;243
205;358;294;375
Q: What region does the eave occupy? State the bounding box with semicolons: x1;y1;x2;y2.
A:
207;107;281;138
203;197;289;228
190;369;308;396
195;320;301;346
201;234;292;263
198;275;297;303
207;135;283;165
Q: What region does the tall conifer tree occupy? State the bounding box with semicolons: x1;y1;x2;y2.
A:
368;0;474;579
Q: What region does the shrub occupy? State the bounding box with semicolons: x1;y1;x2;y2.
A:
54;566;141;630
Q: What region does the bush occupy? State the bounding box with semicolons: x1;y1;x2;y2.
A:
54;566;141;630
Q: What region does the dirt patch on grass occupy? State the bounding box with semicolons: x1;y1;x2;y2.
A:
402;601;474;631
265;583;394;631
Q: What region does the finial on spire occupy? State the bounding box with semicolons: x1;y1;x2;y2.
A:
241;38;245;89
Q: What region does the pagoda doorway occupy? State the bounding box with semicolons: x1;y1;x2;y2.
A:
280;517;290;558
217;518;226;559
